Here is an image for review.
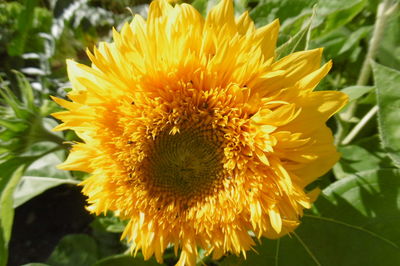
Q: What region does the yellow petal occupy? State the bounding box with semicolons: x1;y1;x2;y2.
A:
269;207;282;233
271;48;323;87
297;60;332;92
57;143;96;172
282;91;348;134
254;19;280;60
236;11;255;35
205;0;236;33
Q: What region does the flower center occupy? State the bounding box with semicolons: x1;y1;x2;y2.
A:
143;126;225;204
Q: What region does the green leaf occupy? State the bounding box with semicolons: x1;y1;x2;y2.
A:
0;158;33;193
340;85;374;102
10;135;74;206
333;142;393;179
0;74;65;159
222;169;400;266
21;264;50;266
0;118;27;132
0;150;69;265
316;0;367;36
276;28;308;59
338;26;371;55
6;0;37;56
373;62;400;167
13;176;78;208
0;156;39;266
47;234;99;266
233;0;248;15
192;0;218;17
12;70;36;111
311;29;348;60
377;12;400;71
276;7;315;59
191;0;250;18
250;0;316;29
23;148;70;178
0;83;31;120
0;165;26;266
94;254;160;266
339;86;375;122
93;214;127;234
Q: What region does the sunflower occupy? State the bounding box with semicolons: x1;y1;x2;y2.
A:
52;0;347;265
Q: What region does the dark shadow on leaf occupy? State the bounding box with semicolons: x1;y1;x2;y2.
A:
229;169;400;266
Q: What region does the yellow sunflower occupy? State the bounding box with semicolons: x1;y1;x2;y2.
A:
52;0;348;265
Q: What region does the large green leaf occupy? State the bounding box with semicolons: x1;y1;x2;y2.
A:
92;213;127;234
0;152;65;265
222;169;400;265
21;264;50;266
276;9;315;59
340;85;374;102
0;155;41;266
46;234;99;266
339;85;375;122
251;0;366;41
13;151;77;208
13;176;78;208
94;254;159;266
333;138;394;179
377;12;400;71
315;0;366;36
250;0;316;29
6;0;37;56
0;164;26;266
337;26;371;55
373;62;400;167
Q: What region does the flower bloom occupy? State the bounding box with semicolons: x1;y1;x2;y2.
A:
52;0;347;265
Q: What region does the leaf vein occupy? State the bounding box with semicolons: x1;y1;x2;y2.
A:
275;238;280;266
304;214;399;249
293;231;322;266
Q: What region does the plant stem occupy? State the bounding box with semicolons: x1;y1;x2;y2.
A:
357;1;390;86
38;145;64;158
43;131;67;147
340;0;398;145
341;105;378;145
342;0;389;120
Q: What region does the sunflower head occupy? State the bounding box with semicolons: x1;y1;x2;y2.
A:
52;0;347;265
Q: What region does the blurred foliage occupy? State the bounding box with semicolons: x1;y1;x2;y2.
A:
0;0;399;266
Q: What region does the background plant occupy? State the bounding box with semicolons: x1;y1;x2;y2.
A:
0;0;399;265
